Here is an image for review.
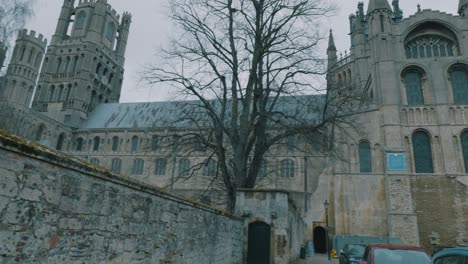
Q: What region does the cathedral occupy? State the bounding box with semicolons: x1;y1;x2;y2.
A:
0;0;466;251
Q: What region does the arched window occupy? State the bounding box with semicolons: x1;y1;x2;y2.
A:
412;131;434;173
132;159;145;175
405;71;424;105
90;158;100;165
56;133;65;151
359;141;372;173
93;136;100;152
151;135;158;151
56;57;62;73
280;159;295;177
71;55;79;72
178;158;190;177
131;136;139;152
106;22;115;41
112;136;119;152
64;56;71;73
35;124;45;141
451;68;468;105
154;158;167;176
76;138;83;151
111;158;121;173
203;159;217;177
461;131;468;173
96;63;102;75
405;22;459;59
49;85;55;101
75;11;86;30
34;52;42;67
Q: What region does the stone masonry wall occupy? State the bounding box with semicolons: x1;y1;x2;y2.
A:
0;130;243;264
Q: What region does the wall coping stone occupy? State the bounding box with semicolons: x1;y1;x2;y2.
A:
0;128;242;221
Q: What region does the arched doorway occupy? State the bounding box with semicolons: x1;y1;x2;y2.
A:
247;222;271;264
313;226;327;254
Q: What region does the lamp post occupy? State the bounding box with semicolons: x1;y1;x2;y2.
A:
324;200;331;260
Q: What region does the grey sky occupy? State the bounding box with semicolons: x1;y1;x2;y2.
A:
25;0;459;102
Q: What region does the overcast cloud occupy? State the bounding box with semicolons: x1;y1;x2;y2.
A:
24;0;458;102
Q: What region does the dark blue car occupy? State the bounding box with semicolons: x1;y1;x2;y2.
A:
432;247;468;264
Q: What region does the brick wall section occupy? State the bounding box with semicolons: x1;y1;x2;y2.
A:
411;175;468;250
0;130;243;264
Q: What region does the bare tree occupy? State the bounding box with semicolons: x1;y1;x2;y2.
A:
145;0;364;213
0;0;35;69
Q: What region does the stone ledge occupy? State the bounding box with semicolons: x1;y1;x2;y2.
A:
0;129;241;221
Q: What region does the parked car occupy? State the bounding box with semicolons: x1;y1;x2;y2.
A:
340;244;366;264
358;244;431;264
432;247;468;264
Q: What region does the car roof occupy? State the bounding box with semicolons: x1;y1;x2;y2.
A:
433;247;468;259
366;244;426;251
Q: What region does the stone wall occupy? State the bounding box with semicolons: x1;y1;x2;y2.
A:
236;190;305;264
0;130;243;264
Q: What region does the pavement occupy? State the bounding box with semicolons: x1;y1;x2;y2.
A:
297;254;339;264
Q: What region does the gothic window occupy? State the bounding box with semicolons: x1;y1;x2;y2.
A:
451;68;468;105
359;141;372;173
56;57;62;73
90;158;100;165
412;131;434;173
131;136;139;152
27;48;34;63
35;125;45;141
151;135;158;152
49;85;55;101
406;36;456;59
154;158;167;176
35;52;42;67
76;138;83;151
75;11;86;30
280;159;294;177
178;158;190;177
56;133;65;151
72;55;79;72
111;158;121;173
203;159;217;177
405;72;424;105
96;63;102;75
132;159;144;175
93;136;100;152
112;136;119;152
461;131;468;173
20;46;26;61
106;22;115;41
64;57;71;73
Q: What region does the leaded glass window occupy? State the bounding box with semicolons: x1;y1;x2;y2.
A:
359;142;372;173
412;131;434;173
111;158;121;173
93;136;100;152
178;158;190;177
154;158;167;176
451;69;468;105
75;12;86;30
112;136;119;152
461;131;468;173
106;23;115;41
132;159;144;175
406;36;456;59
405;72;424;105
151;135;158;152
280;159;294;177
203;159;217;177
131;136;139;153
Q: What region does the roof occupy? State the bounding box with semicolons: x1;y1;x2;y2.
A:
366;244;426;251
83;95;326;130
367;0;392;14
433;247;468;259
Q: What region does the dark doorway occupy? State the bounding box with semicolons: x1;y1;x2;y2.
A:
247;222;271;264
313;226;327;254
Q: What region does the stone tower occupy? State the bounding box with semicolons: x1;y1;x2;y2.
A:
0;29;47;106
32;0;131;128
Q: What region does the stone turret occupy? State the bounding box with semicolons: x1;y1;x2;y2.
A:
52;0;75;44
327;30;337;70
459;0;468;16
116;12;132;64
367;0;392;14
1;29;47;106
392;0;403;21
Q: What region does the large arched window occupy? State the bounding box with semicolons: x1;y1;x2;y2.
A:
154;158;167;176
131;136;139;152
178;158;190;177
412;131;434;173
404;71;424;105
75;11;86;30
111;158;121;174
106;22;115;41
450;68;468;105
405;22;459;59
93;136;100;152
359;141;372;173
132;159;145;175
461;131;468;173
112;136;119;152
203;159;217;177
280;159;295;177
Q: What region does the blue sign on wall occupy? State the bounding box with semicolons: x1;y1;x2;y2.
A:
386;152;407;171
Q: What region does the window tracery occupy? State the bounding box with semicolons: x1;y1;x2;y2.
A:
406;36;455;59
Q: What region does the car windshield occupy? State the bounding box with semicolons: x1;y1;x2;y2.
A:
346;245;365;257
373;248;430;264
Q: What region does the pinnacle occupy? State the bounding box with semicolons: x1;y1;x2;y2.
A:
367;0;392;14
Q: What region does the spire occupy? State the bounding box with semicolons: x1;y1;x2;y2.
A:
459;0;468;16
367;0;392;14
392;0;403;20
328;30;336;52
